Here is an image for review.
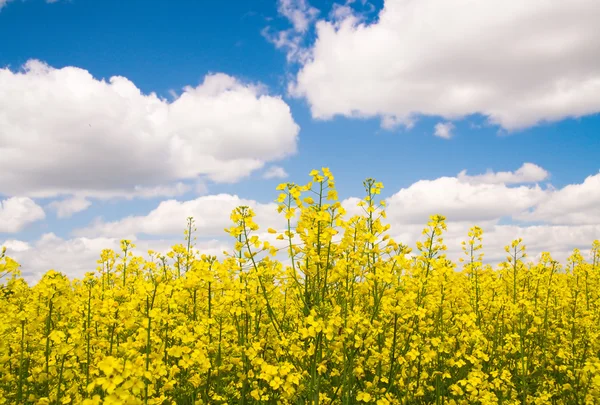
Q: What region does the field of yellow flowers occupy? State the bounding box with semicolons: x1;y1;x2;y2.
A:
1;169;599;405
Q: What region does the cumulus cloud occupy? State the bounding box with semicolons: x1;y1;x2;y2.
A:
518;172;600;225
374;165;597;264
334;163;597;265
1;239;30;253
262;29;312;64
263;0;320;63
385;177;547;225
0;60;299;199
434;122;454;139
48;196;92;218
75;163;598;271
263;166;289;179
2;194;293;282
128;183;192;199
290;0;600;130
380;220;600;265
6;164;599;282
458;163;549;185
278;0;319;33
0;197;45;233
1;233;230;283
75;194;286;239
478;224;599;263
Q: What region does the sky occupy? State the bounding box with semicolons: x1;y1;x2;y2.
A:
1;0;599;282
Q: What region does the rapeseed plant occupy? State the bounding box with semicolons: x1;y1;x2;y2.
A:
0;169;599;404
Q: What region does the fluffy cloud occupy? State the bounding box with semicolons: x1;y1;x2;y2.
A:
263;166;289;179
2;193;292;282
76;194;286;239
278;0;319;33
344;164;598;264
380;220;600;265
478;224;599;263
518;172;600;225
290;0;600;129
5;164;599;282
76;163;598;272
458;163;549;185
0;197;45;233
48;196;92;219
434;122;454;139
0;60;299;199
385;177;547;225
264;0;320;63
2;234;230;283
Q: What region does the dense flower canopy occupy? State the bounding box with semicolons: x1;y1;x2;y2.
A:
1;170;599;404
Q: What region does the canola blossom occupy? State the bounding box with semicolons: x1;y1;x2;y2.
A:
1;169;600;405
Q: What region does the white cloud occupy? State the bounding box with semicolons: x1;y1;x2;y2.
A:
1;233;230;283
75;163;598;271
263;0;320;63
6;220;596;284
0;60;299;199
278;0;319;33
48;196;92;218
479;224;599;263
129;183;192;199
290;0;600;130
385;177;547;225
1;239;31;253
434;122;454;139
458;163;549;185
263;166;289;179
1;190;300;282
263;28;312;64
329;4;354;22
0;197;45;233
364;164;598;264
380;220;600;266
518;172;600;225
4;164;598;282
76;194;286;239
331;166;594;264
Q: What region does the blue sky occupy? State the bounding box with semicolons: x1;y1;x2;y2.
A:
1;0;599;280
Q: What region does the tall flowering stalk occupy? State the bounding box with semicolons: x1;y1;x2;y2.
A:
0;169;599;404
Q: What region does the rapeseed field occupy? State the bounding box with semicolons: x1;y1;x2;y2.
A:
1;169;599;404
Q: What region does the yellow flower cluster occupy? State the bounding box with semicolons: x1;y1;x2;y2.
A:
1;169;600;404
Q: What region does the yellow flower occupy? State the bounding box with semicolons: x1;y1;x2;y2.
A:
0;169;597;405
